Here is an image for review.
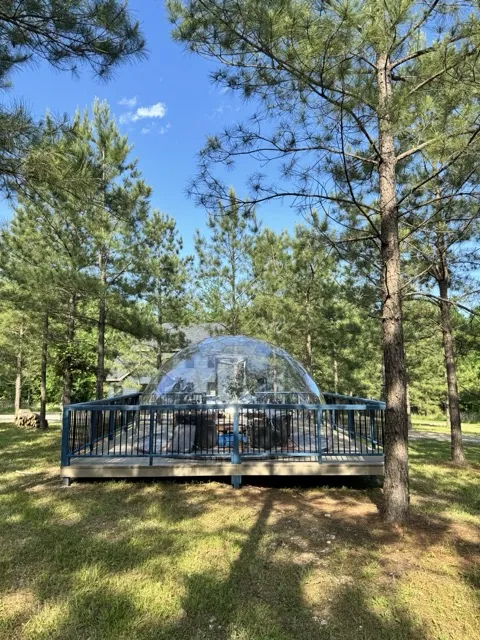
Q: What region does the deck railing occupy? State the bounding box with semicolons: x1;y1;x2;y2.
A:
61;393;385;467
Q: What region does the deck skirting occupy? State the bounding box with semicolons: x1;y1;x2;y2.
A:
61;456;384;479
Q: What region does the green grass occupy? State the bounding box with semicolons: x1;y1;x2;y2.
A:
411;416;480;436
0;424;478;640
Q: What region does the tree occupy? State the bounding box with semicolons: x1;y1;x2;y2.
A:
0;101;158;407
141;211;192;368
249;224;381;397
0;0;145;194
0;204;62;427
4;115;103;407
0;296;26;413
168;0;480;523
195;188;258;334
70;100;152;399
403;149;480;463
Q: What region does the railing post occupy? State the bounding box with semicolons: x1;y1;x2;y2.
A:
369;409;376;451
316;407;322;463
61;406;70;467
231;405;241;488
108;410;115;440
348;408;355;438
89;410;97;453
330;409;337;431
148;410;154;466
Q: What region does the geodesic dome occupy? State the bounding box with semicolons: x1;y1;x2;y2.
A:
142;335;322;404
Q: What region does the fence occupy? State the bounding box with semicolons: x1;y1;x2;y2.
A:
61;392;385;467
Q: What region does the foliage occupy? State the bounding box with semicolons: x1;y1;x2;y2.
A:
140;210;192;366
247;223;382;397
0;0;145;194
194;188;259;333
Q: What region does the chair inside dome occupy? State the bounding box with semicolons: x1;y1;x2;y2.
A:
142;335;323;404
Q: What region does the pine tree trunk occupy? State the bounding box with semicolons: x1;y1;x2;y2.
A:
14;325;23;417
377;52;409;524
406;383;412;431
231;266;238;335
156;300;163;369
156;340;163;370
445;387;451;429
96;295;106;400
438;278;465;464
39;314;49;429
62;294;76;406
333;350;339;394
306;332;312;372
96;147;107;401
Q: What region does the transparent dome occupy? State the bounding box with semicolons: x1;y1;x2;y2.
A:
142;335;322;404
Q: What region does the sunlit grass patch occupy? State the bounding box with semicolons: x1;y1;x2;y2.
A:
411;416;480;435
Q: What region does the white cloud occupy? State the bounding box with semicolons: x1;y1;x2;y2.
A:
119;101;167;126
118;96;137;108
134;102;166;120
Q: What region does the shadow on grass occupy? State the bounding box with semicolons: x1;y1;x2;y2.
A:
149;492;431;640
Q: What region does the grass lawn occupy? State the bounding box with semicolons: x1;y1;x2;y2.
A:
411;416;480;436
0;424;478;640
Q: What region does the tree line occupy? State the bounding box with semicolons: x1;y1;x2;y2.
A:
1;129;478;451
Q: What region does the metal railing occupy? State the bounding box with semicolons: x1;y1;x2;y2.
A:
61;393;385;467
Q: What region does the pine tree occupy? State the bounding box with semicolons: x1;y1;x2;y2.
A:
141;211;192;368
404;185;479;462
195;189;258;334
0;203;63;426
71;100;152;399
8;117;100;406
249;224;381;397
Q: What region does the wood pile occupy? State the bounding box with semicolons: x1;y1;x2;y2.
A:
16;411;48;430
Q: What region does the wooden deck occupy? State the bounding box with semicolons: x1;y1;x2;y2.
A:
62;455;384;480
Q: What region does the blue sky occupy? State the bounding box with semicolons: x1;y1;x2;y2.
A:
0;0;298;254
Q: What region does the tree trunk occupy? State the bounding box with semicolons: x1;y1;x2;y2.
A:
39;314;49;429
377;53;410;524
62;294;76;406
96;147;107;401
156;340;163;370
14;323;23;417
406;383;412;431
306;332;312;372
96;295;106;400
445;386;451;429
438;278;465;464
333;349;339;394
156;298;163;370
231;261;238;335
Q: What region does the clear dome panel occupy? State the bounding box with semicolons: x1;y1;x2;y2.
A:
142;335;323;404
